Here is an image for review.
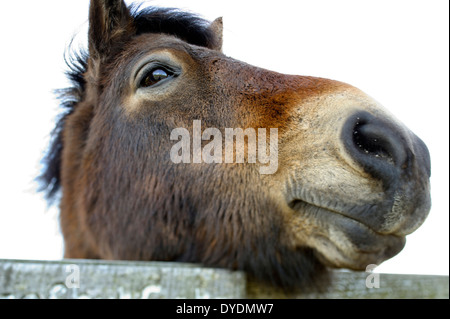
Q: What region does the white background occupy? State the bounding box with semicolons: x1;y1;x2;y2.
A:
0;0;448;276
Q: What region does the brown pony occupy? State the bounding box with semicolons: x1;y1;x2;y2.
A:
40;0;431;290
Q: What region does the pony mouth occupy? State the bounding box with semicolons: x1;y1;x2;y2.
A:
288;198;382;234
288;198;406;269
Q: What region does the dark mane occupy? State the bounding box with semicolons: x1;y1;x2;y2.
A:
39;6;218;202
133;6;219;48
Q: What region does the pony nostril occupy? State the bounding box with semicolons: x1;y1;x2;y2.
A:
342;112;409;184
353;119;395;165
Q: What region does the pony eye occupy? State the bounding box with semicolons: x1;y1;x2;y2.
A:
140;68;172;88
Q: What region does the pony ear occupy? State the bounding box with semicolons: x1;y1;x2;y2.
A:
88;0;135;60
209;17;223;52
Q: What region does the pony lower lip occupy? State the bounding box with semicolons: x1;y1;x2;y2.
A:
291;200;407;258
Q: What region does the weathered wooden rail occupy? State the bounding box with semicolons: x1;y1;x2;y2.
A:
0;259;448;299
